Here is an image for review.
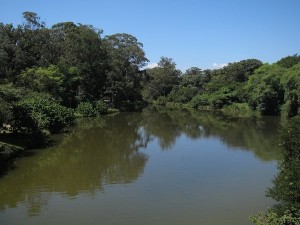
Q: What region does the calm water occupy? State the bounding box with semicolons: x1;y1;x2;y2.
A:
0;109;281;225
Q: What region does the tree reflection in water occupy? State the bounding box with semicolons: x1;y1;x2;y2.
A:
0;108;282;217
0;115;149;215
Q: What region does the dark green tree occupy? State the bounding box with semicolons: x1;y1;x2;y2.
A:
103;33;148;107
221;59;263;83
280;63;300;118
56;23;107;102
244;64;286;115
267;116;300;213
143;57;181;101
276;54;300;69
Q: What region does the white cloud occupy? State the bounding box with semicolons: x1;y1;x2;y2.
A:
145;63;158;69
212;63;228;69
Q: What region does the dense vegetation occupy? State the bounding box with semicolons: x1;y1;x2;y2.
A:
0;13;299;154
250;116;300;225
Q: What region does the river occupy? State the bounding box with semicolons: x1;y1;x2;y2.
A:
0;108;281;225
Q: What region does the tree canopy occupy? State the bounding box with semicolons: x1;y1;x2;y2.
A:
0;11;299;149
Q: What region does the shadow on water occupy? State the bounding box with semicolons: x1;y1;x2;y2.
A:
0;108;282;217
0;161;17;178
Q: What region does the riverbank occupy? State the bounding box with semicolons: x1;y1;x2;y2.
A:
0;141;24;163
152;101;261;119
0;142;23;176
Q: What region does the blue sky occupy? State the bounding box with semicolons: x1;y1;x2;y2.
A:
1;0;299;71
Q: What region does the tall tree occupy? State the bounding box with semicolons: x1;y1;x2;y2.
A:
142;57;181;101
22;11;45;30
57;23;107;102
103;33;148;105
244;64;286;115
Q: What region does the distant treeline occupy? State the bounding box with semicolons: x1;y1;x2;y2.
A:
0;12;299;144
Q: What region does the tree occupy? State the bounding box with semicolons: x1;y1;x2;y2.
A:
244;64;286;115
103;33;148;106
181;67;206;88
0;12;58;82
280;63;300;118
167;66;210;103
22;12;45;30
276;54;300;69
142;57;181;101
58;23;107;101
221;59;263;83
0;23;24;82
17;65;65;98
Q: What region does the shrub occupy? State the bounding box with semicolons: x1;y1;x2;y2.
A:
76;102;96;117
168;85;198;103
94;100;108;115
76;100;109;117
189;94;211;109
107;108;120;114
250;209;300;225
14;93;75;133
154;96;169;106
221;103;258;118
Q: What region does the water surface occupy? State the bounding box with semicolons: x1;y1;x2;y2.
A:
0;109;281;225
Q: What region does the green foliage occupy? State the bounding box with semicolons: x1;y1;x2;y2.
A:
76;102;96;117
103;33;148;107
143;57;181;101
0;11;299;128
251;116;300;225
76;100;108;117
181;67;208;88
244;64;286;115
107;108;119;114
221;59;263;83
94;100;108;114
0;83;26;101
190;93;212;109
168;85;198;103
165;102;187;109
280;116;300;158
186;59;262;112
0;84;28;124
250;209;300;225
276;54;300;69
209;86;238;108
154;96;169;105
280;64;300;118
190;86;238;109
17;65;65;99
221;103;258;118
266;116;300;213
61;24;107;101
14;93;75;133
